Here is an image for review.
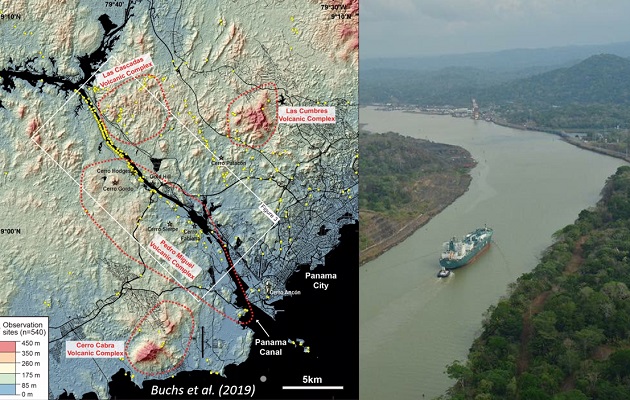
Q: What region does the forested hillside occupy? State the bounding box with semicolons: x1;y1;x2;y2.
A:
481;54;630;106
359;131;475;264
443;166;630;400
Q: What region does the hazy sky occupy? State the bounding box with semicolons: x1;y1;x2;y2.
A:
360;0;630;58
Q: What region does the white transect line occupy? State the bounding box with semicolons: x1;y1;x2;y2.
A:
31;133;196;301
110;56;281;295
111;55;269;205
200;222;277;300
25;61;197;302
28;58;107;140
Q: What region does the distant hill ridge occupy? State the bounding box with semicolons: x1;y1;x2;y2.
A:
483;53;630;106
360;52;630;109
362;41;630;71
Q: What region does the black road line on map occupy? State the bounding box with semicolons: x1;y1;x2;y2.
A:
0;0;135;101
147;0;175;63
170;1;188;62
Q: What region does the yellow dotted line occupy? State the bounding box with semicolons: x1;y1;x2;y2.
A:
75;90;127;159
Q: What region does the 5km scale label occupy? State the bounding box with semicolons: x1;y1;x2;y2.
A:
0;317;48;399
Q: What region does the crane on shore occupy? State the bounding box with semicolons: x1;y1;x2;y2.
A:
472;98;480;120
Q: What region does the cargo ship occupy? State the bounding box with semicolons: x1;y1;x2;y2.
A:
439;226;493;269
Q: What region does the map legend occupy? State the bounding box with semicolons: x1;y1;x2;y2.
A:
0;342;16;395
0;317;48;399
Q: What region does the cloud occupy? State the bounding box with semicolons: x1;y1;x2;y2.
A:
360;0;630;58
361;0;581;23
401;0;596;22
419;1;485;22
362;0;419;21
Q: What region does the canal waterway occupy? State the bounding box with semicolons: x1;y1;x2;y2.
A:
359;107;627;399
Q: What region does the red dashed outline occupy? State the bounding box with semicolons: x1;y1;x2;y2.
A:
125;300;195;377
79;158;254;326
80;157;258;375
81;75;264;377
97;74;171;146
225;82;278;149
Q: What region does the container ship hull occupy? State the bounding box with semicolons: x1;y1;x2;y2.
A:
439;227;493;269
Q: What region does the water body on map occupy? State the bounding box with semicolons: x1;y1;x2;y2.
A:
359;107;627;399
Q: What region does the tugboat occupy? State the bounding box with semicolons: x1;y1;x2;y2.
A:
439;226;493;269
437;266;451;278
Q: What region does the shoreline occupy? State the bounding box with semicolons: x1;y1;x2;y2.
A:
359;107;628;268
491;118;630;163
359;175;471;266
369;107;630;163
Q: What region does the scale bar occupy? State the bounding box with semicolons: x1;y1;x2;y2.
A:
282;386;344;390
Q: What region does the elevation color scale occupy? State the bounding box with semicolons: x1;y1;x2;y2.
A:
0;317;48;399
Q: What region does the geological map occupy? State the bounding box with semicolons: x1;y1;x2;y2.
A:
0;0;358;398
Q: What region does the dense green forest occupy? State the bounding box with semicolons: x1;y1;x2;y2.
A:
498;103;630;130
359;131;473;213
359;131;474;263
480;54;630;107
484;55;630;131
360;67;538;108
442;166;630;400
